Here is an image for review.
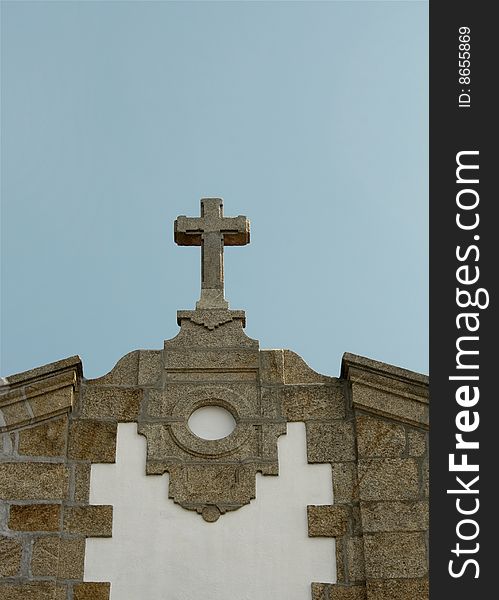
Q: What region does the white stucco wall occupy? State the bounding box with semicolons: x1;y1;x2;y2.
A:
85;422;335;599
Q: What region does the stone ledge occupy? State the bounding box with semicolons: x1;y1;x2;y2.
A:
341;353;428;429
0;356;82;433
1;356;82;387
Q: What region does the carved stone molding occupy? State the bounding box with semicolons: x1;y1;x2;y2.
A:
0;356;81;433
137;308;286;521
177;309;246;330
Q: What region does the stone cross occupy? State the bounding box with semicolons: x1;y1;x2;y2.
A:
175;198;250;309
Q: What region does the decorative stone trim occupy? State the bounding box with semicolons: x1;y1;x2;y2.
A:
177;309;246;330
0;357;81;433
341;353;428;429
1;344;428;599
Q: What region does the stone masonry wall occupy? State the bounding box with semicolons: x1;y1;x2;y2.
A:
0;357;113;600
309;354;429;600
1;349;428;600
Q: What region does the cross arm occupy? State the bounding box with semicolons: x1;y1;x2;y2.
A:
174;216;203;246
221;216;250;246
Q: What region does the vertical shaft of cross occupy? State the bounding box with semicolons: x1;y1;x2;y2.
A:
200;200;224;292
174;198;250;309
201;232;223;291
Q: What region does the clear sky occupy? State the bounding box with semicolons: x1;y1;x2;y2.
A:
1;0;428;379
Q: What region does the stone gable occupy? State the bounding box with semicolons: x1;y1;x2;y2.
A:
1;199;428;599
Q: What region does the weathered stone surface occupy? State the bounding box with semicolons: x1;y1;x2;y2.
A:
336;538;347;583
1;361;78;434
312;583;367;600
342;353;428;428
345;536;366;582
0;201;430;594
1;431;15;456
29;388;73;420
351;383;428;428
147;382;261;419
342;353;428;394
0;401;31;430
407;429;427;457
260;387;281;419
366;578;428;600
31;536;85;578
351;505;363;535
332;462;359;504
80;386;141;421
0;463;69;500
364;532;427;579
73;582;111;600
259;349;284;384
88;351;139;386
306;421;356;463
171;315;255;348
361;501;428;532
175;198;249;310
0;535;22;576
308;505;349;537
422;460;429;498
0;583;66;600
358;459;419;501
2;356;81;387
139;335;286;519
167;464;257;516
68;420;117;462
8;503;61;532
164;344;258;369
18;417;67;457
282;385;345;421
283;350;332;384
138;350;163;386
177;309;247;331
356;415;405;458
73;462;91;503
64;505;113;536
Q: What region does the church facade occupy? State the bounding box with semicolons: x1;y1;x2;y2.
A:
0;199;428;600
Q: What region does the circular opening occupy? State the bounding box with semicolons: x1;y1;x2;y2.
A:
188;405;236;440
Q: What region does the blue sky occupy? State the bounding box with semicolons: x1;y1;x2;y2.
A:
1;0;428;379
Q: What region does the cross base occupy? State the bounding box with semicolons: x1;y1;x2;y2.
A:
196;288;229;310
